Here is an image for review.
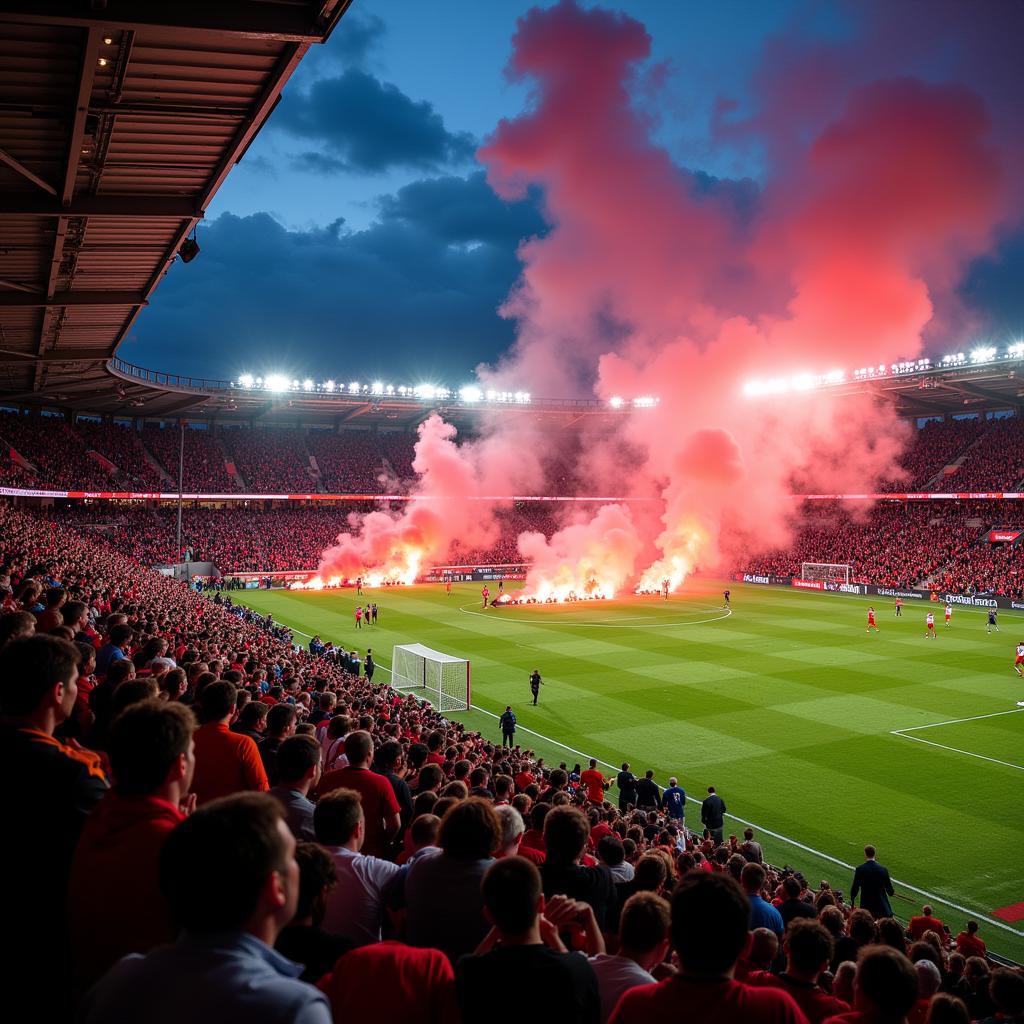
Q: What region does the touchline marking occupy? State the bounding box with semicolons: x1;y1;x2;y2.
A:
892;732;1024;772
894;707;1024;733
457;603;733;629
249;608;1024;939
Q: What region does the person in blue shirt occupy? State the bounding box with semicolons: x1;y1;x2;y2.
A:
741;862;784;938
80;793;330;1024
95;622;132;677
663;777;686;823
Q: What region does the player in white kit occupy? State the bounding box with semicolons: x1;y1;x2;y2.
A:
925;612;936;638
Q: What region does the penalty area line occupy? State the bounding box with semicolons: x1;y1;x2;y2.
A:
255;611;1024;939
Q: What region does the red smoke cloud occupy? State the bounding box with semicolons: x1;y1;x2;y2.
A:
311;0;1021;596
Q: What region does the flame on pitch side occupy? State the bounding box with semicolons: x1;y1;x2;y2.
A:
290;547;424;590
635;518;710;595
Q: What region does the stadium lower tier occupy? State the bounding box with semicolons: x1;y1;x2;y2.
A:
14;498;1024;601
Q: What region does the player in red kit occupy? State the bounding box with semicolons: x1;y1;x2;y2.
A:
1014;642;1024;678
925;612;936;638
866;607;879;633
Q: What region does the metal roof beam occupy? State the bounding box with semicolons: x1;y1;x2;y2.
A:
0;145;57;195
0;290;145;307
0;347;111;363
0;1;332;42
0;194;201;217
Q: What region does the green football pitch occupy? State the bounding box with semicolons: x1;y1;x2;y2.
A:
235;579;1024;959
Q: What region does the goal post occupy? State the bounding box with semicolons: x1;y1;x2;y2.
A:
801;562;852;584
391;643;471;713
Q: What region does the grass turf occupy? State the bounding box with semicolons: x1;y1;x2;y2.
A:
235;578;1024;960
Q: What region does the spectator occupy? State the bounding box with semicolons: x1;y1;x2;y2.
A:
316;730;400;857
589;892;671;1024
748;919;850;1024
456;857;601;1024
954;921;986;959
778;875;818;926
828;945;919;1024
541;805;618;930
977;967;1024;1024
926;993;970;1024
269;734;321;841
313;787;402;945
741;827;764;864
701;785;726;843
835;909;878;966
909;905;946;943
96;622;133;677
373;739;414;827
69;699;195;993
404;798;500;961
317;941;458;1024
79;793;330;1023
0;635;107;1019
635;770;662;810
493;804;530;859
274;842;352;982
742;862;785;937
190;680;270;804
260;702;298;785
609;872;806;1024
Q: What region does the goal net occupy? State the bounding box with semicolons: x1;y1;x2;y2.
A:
391;643;471;713
801;562;852;584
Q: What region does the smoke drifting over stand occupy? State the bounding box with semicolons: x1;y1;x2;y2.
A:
308;0;1023;598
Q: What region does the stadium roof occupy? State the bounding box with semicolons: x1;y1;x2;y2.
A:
0;0;349;416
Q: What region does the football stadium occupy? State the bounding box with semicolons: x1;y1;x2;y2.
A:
2;2;1023;1021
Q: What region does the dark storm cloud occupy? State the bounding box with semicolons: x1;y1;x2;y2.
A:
330;11;386;66
128;175;546;381
960;229;1024;338
275;69;476;174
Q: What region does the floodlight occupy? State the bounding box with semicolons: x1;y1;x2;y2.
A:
303;379;314;391
238;373;254;388
179;237;200;263
609;396;624;408
371;381;384;395
348;381;360;394
633;395;658;408
265;373;289;392
970;346;997;364
460;385;482;403
1008;342;1024;359
323;380;336;392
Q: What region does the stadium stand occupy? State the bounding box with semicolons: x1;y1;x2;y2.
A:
73;421;167;490
141;424;238;493
221;427;316;493
1;499;1015;1024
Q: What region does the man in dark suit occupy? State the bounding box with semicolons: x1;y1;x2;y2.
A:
851;845;894;918
700;786;726;844
499;705;517;748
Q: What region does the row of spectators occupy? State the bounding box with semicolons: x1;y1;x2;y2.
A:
5;410;1024;495
3;497;1019;1024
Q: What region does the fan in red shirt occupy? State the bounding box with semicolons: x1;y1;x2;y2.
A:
580;758;609;804
954;921;986;958
318;941;457;1024
190;681;269;805
908;905;946;943
316;730;400;857
69;700;195;994
609;872;809;1024
746;920;850;1024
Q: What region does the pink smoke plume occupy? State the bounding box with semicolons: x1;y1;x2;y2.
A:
310;0;1021;597
475;0;1016;594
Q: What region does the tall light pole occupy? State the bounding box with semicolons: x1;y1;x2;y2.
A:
176;421;184;565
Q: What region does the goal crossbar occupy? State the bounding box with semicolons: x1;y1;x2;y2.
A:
391;643;471;712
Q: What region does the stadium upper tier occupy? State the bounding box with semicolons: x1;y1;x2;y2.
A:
4;406;1024;495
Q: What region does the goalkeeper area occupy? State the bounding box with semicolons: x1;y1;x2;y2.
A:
391;643;471;712
237;579;1024;960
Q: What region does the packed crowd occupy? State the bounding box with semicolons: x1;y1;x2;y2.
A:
0;410;112;489
141;424;239;493
3;497;1019;1024
745;503;982;588
876;418;987;492
73;420;167;489
222;427;316;493
944;417;1024;493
